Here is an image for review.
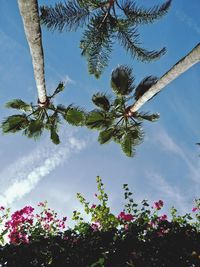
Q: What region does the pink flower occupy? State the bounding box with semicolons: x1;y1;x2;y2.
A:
38;202;46;207
62;217;67;222
153;200;164;210
91;204;96;209
0;206;5;211
91;222;101;231
159;214;168;221
192;207;199;212
117;211;134;222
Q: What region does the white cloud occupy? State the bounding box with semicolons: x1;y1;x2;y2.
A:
0;131;86;206
154;127;200;184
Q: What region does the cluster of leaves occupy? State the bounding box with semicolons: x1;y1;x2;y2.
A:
40;0;172;77
1;66;160;157
1;83;86;145
86;65;160;157
0;177;200;266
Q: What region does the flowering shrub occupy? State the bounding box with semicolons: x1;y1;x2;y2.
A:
0;177;200;267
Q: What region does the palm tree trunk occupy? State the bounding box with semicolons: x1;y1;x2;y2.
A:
18;0;47;106
130;43;200;113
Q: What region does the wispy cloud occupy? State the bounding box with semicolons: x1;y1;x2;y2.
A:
0;131;86;206
154;127;200;184
147;172;187;213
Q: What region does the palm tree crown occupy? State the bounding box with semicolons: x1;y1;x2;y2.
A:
40;0;172;77
86;65;160;157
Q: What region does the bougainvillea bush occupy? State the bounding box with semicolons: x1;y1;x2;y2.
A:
0;177;200;267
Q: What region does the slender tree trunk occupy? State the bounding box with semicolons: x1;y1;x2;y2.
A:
18;0;47;106
130;43;200;113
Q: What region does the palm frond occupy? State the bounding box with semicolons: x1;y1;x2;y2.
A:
50;127;60;144
134;76;158;100
120;0;172;25
40;1;90;31
136;112;160;122
23;119;44;140
121;133;135;157
117;26;166;62
1;114;28;133
80;13;113;78
5;99;32;112
98;128;114;144
92;93;110;111
64;106;86;126
111;65;135;96
86;110;113;129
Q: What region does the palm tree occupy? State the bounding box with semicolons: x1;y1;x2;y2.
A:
85;65;160;157
129;42;200;113
18;0;47;106
1;0;86;144
40;0;172;78
86;43;200;157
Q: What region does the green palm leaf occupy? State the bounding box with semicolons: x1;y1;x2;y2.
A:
86;110;113;129
92;93;110;111
5;99;32;112
137;112;160;122
1;114;28;133
121;133;134;157
50;127;60;144
98;128;114;144
65;106;85;126
23;120;44;140
134;76;158;101
111;65;135;96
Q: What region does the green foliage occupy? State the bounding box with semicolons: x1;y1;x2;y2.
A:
1;114;28;133
134;76;158;100
1;83;86;144
86;65;159;157
86;110;113;129
5;99;32;112
64;106;86;126
111;65;135;96
40;0;171;77
92;93;110;111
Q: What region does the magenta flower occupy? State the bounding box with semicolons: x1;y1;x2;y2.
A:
117;211;134;222
91;222;101;231
192;207;199;212
91;204;96;209
153;200;164;210
0;206;5;211
159;214;168;221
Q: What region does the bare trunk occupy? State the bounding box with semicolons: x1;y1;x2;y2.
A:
130;43;200;113
18;0;47;105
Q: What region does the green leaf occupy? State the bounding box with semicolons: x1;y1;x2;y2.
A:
137;112;160;122
24;120;44;140
86;111;113;129
92;93;110;111
98;128;114;144
134;76;158;101
1;114;28;133
111;65;135;96
50;82;65;98
121;134;134;157
50;128;60;145
65;107;85;126
5;99;32;112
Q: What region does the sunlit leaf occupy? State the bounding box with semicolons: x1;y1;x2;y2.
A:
1;114;28;133
5;99;32;112
65;107;85;126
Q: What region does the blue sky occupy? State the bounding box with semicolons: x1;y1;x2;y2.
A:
0;0;200;223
